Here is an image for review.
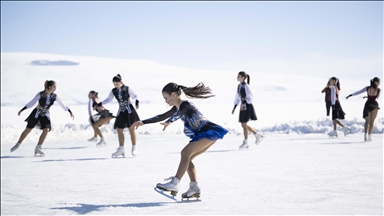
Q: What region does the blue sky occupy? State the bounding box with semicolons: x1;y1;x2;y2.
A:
1;1;382;70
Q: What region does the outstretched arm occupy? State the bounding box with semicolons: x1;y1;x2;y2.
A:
56;95;74;119
346;87;367;99
141;106;178;124
100;90;114;106
18;92;41;115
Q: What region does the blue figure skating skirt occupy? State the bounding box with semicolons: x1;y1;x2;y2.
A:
185;122;229;142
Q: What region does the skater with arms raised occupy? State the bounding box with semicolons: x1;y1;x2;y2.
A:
232;71;264;149
10;80;74;156
346;77;381;141
133;82;228;199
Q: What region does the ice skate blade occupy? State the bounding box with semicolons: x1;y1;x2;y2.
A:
155;186;178;196
34;154;45;157
182;193;200;199
96;144;106;147
111;154;125;158
256;135;265;145
154;187;178;201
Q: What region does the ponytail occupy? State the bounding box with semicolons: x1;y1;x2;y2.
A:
89;90;98;98
370;77;380;89
330;77;340;90
162;82;215;99
238;71;250;84
43;80;56;94
112;74;122;83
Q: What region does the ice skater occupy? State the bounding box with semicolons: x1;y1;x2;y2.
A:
10;80;74;156
328;77;350;137
232;71;264;149
346;77;381;141
321;80;332;116
98;74;140;157
87;90;115;146
133;82;228;199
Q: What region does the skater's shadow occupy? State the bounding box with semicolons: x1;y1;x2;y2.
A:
319;141;365;145
166;149;237;155
43;147;86;150
35;158;108;163
51;202;172;214
1;156;27;159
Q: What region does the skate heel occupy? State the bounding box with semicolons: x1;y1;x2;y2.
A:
170;191;178;196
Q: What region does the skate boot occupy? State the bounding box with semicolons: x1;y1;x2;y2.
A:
10;143;21;152
96;137;106;147
255;133;265;145
112;146;125;158
34;145;45;157
182;181;201;199
239;140;249;149
131;145;137;156
329;130;338;138
367;134;372;142
88;136;98;142
156;176;180;196
342;127;350;136
364;133;368;141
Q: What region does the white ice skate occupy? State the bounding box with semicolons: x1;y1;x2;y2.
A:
239;140;249;150
131;145;137;156
364;134;368;142
156;176;180;196
255;133;265;145
10;143;21;153
34;145;45;157
182;181;201;199
329;130;338;138
367;134;372;142
96;138;106;147
342;127;350;136
88;136;98;142
111;146;125;158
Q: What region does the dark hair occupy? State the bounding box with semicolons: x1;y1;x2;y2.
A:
44;80;56;93
112;74;122;83
89;90;98;98
238;71;250;84
330;77;340;90
162;82;215;99
370;77;380;89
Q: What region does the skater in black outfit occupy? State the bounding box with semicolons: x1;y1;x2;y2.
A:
10;80;74;156
346;77;381;141
133;82;228;199
232;71;264;149
87;90;115;146
321;81;332;116
99;74;140;157
328;77;350;138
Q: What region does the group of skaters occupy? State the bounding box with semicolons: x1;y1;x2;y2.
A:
8;72;381;199
321;77;381;141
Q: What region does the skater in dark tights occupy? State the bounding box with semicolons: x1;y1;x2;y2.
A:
328;77;350;138
99;74;140;157
87;90;115;146
133;82;228;199
346;77;380;141
10;80;74;156
232;71;264;149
